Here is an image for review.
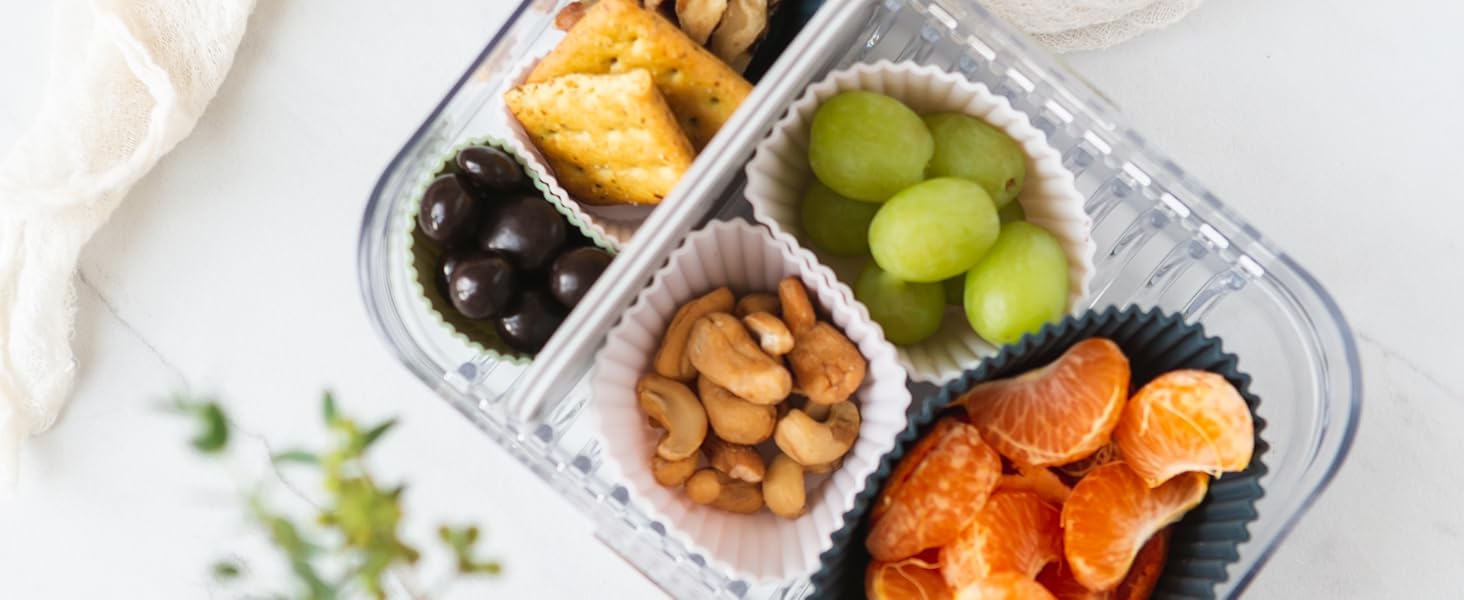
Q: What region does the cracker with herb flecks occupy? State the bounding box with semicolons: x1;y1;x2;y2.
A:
527;0;751;150
506;69;695;206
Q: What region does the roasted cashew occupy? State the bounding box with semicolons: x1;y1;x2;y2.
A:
798;397;831;421
699;377;776;445
709;0;769;72
735;293;780;318
676;0;728;45
637;374;708;461
788;322;866;405
687;312;791;404
777;277;817;335
652;454;698;487
704;437;765;483
764;453;807;518
775;400;860;467
686;469;764;514
804;457;842;475
742;312;794;357
654;287;735;381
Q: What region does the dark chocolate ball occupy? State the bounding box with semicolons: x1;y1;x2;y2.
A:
494;287;565;354
549;247;612;309
456;145;525;192
478;193;567;271
417;174;480;244
447;253;516;319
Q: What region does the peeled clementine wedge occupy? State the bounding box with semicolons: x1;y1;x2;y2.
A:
868;418;1001;561
956;339;1129;467
874;418;960;525
1036;561;1107;600
942;491;1061;588
953;573;1057;600
1037;530;1169;600
1061;462;1207;591
1114;369;1254;487
997;463;1072;506
1113;528;1170;600
868;558;953;600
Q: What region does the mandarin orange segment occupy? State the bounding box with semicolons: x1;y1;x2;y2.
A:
956;339;1130;467
868;559;954;600
997;463;1072;506
867;417;1002;561
1114;528;1170;600
874;418;963;525
953;573;1058;600
1114;369;1254;487
1036;561;1109;600
1037;530;1168;600
941;491;1061;588
1061;462;1207;591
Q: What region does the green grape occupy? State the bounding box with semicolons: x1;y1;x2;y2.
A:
998;200;1026;224
964;222;1069;345
868;178;999;283
923;112;1027;208
800;180;880;256
809;91;933;203
942;276;964;306
854;262;945;345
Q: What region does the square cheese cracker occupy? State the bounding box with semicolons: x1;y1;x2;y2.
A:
506;69;695;206
526;0;752;150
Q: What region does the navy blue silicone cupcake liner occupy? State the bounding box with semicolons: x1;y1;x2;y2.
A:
808;305;1270;599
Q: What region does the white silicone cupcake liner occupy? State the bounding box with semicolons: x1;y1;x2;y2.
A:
498;52;650;247
589;220;911;583
404;136;617;364
744;61;1096;384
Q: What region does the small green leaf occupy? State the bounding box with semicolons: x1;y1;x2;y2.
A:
322;392;338;424
359;419;396;450
272;449;317;465
191;403;230;453
211;560;242;580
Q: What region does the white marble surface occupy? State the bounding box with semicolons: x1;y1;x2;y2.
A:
1;0;1461;598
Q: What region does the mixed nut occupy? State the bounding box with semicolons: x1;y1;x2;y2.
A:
556;0;780;72
636;277;867;518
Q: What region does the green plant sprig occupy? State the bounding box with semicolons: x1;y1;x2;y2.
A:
171;393;500;599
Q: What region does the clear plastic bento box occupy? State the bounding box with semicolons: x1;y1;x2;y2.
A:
357;1;1362;597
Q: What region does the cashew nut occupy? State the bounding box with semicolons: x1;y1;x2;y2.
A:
775;400;860;467
735;293;780;318
654;287;735;381
709;0;769;72
687;312;791;404
804;457;842;475
742;312;794;357
637;374;708;461
652;454;699;487
676;0;729;45
788;322;866;405
777;277;817;335
686;469;764;514
698;376;776;445
764;453;807;518
704;437;765;483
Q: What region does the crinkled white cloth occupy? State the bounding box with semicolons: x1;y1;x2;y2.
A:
0;0;253;487
983;0;1205;52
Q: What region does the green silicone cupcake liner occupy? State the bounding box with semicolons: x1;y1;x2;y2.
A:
808;306;1269;599
404;136;618;364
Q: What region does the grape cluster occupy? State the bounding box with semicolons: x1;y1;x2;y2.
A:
800;91;1069;345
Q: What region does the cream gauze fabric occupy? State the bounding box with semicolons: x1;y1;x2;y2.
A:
0;0;255;487
983;0;1204;52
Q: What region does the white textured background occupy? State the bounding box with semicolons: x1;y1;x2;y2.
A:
0;0;1460;597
